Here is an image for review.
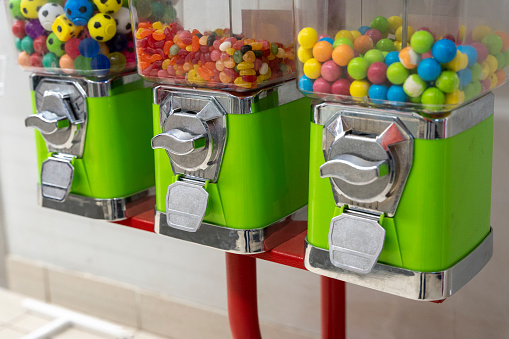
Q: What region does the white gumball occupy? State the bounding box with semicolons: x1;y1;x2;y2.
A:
38;3;64;31
112;7;132;34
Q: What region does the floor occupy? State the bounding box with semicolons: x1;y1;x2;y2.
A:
0;288;169;339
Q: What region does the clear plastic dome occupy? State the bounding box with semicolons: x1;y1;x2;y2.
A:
4;0;136;77
129;0;295;91
294;0;509;113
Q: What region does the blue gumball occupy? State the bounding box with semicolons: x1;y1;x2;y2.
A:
358;26;370;35
79;38;99;58
318;37;334;45
91;54;111;76
106;33;128;52
387;85;408;104
432;39;457;64
299;76;314;92
64;0;93;26
457;45;478;68
457;68;472;88
385;51;400;66
368;84;388;102
417;58;442;81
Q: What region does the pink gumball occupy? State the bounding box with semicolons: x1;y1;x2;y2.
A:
365;29;382;45
313;77;332;94
481;78;491;91
367;62;387;84
321;60;342;82
471;41;488;63
332;78;351;96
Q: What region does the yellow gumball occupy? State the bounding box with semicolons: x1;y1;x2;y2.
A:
298;46;313;63
444;51;468;72
458;25;467;43
350;30;361;40
303;58;322;79
335;30;354;42
444;89;465;105
472;25;492;42
394;41;402;52
490;73;498;89
395;26;414;43
350;80;370;98
485;55;498;74
388;16;402;34
480;61;490;80
298;27;318;49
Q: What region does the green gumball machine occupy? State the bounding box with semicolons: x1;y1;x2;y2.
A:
295;0;507;300
5;0;155;220
129;0;310;253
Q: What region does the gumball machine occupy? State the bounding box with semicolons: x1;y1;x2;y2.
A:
129;0;310;253
5;0;155;220
295;0;507;300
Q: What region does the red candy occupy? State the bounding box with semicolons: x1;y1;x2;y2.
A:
29;53;43;68
367;62;388;84
313;77;332;93
365;29;382;45
321;60;342;82
12;21;26;39
65;38;81;59
332;79;351;96
33;35;48;55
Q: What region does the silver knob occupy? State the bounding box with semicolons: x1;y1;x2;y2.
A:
319;154;389;186
151;129;206;156
25;112;70;134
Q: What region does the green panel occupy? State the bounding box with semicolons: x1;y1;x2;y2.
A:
154;97;311;229
33;84;155;199
308;116;493;272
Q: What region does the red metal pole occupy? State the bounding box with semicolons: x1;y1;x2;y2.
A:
321;276;346;339
226;253;262;339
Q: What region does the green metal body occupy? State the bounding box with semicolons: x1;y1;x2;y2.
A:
308;116;494;273
32;81;155;199
154;96;311;230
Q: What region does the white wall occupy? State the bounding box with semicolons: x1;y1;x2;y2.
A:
2;14;509;339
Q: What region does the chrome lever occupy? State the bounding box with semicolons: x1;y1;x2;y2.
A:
25;112;70;134
151;129;206;156
319;154;389;185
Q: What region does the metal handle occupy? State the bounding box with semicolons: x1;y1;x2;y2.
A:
25;112;70;134
319;154;389;185
151;129;206;156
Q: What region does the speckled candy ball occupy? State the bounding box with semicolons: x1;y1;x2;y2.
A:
403;74;427;97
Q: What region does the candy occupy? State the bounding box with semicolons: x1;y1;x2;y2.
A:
403;74;426;97
471;42;489;64
432;39;457;64
410;30;434;54
12;20;26;39
417;58;441;81
298;27;318;49
64;0;93;26
20;0;46;19
458;68;472;88
368;84;388;102
93;0;121;14
387;85;407;103
470;63;482;81
387;62;409;85
421;87;445;107
367;62;387;84
385;51;399;66
350;80;370;97
354;35;373;55
364;49;384;65
388;16;402;34
457;45;478;67
335;30;354;42
494;31;509;51
395;26;414;43
436;71;460;93
321;60;342;82
399;46;421;69
332;44;354;67
313;78;332;94
298;47;313;63
347;57;369;80
88;13;116;42
370;17;389;34
481;34;503;55
303;58;321;79
331;79;351;96
376;39;396;52
313;41;333;62
444;51;468;72
59;54;75;73
358;26;370;35
318;37;334;45
472;25;491;42
78;38;99;58
444;89;465;105
333;38;354;49
299;76;314;92
365;29;382;45
485;55;498;74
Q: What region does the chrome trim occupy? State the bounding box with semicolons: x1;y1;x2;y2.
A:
154;206;308;254
304;228;493;301
313;92;494;140
30;72;145;98
38;186;156;221
153;80;304;115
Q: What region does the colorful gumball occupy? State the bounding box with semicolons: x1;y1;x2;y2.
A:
403;74;427;97
12;20;26;39
410;30;434;54
365;29;382;45
42;52;59;68
38;3;64;31
350;80;370;97
387;85;407;103
59;54;75;73
93;0;122;14
368;84;388;102
482;34;503;55
332;79;351;96
64;0;93;26
298;47;313;63
387;62;409;85
313;78;332;94
65;37;81;58
88;13;117;42
25;19;45;39
421;87;445;107
432;39;457;64
367;62;387;84
385;51;400;66
376;39;396;52
388;16;402;34
347;57;369;80
457;45;478;67
313;41;333;62
21;36;34;54
303;58;321;79
299;76;314;92
417;58;441;81
436;71;460;93
298;27;318;49
399;46;421;69
112;7;132;34
354;35;373;55
370;16;389;34
33;35;48;55
471;42;489;64
321;60;342;82
332;44;354;66
364;49;384;65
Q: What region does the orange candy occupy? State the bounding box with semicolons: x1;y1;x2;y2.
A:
219;71;231;83
494;31;509;51
59;54;74;73
150;54;162;62
140;29;153;39
192;35;200;52
496;68;506;85
152;30;165;41
197;66;213;80
163;41;174;55
224;57;236;68
332;44;354;66
312;41;333;62
354;35;373;55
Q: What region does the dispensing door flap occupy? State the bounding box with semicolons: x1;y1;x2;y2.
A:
166;181;208;232
329;212;385;274
40;157;74;202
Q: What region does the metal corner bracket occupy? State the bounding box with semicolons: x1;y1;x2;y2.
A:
304;227;493;301
154;206;307;254
38;186;155;221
